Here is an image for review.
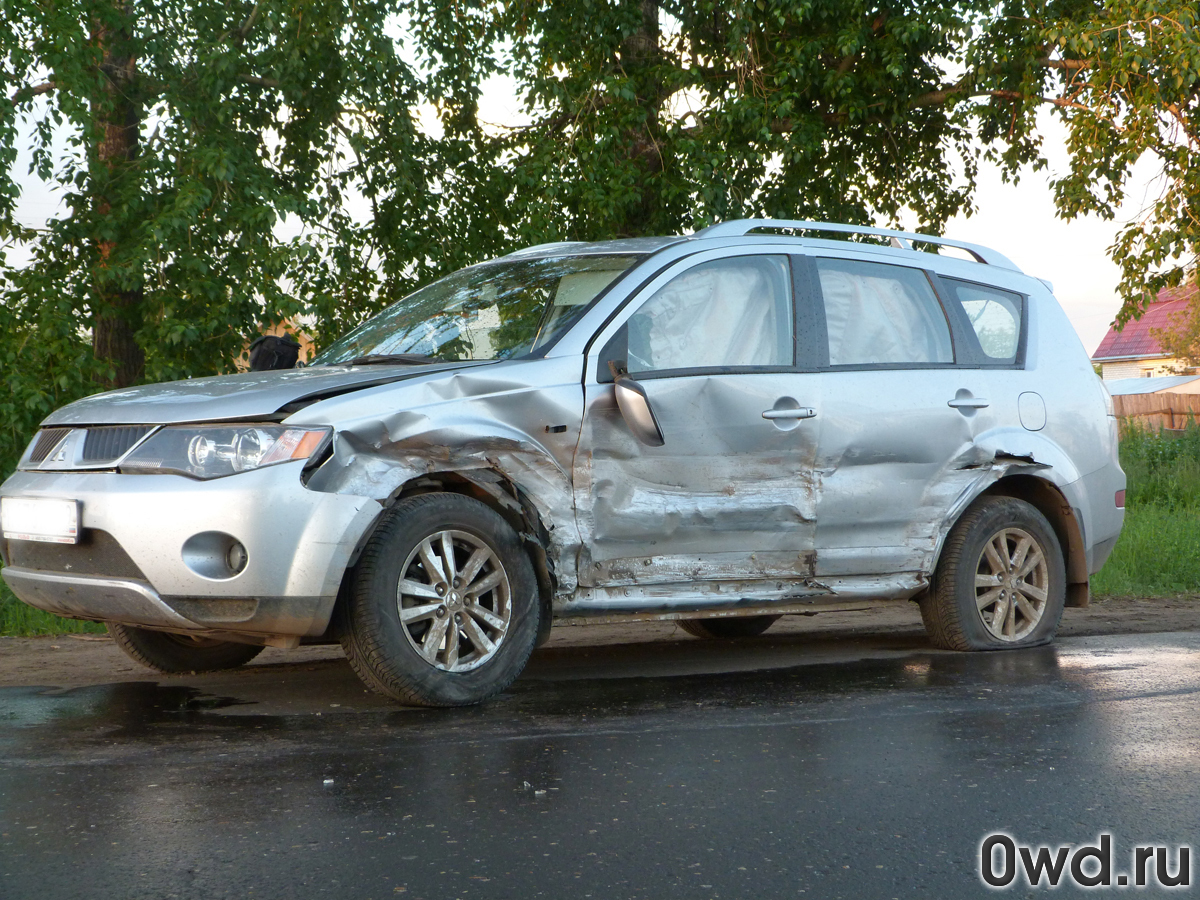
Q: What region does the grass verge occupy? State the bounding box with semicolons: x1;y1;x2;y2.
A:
1090;503;1200;598
1091;422;1200;600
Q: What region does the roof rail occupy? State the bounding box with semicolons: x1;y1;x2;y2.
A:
505;241;588;258
693;219;1021;272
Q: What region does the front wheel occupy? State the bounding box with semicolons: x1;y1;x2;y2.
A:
920;496;1066;651
106;624;264;673
341;492;540;707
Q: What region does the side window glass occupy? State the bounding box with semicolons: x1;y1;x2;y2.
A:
816;259;953;366
942;278;1023;363
624;256;793;374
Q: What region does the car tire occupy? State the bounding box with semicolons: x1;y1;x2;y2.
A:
678;615;781;639
341;492;540;707
920;496;1066;651
106;623;265;673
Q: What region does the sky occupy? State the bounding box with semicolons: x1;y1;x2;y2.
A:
6;79;1161;357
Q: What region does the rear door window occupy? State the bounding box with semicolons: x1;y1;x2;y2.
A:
940;278;1024;364
815;259;953;366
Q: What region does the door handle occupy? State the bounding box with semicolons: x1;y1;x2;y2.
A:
948;397;989;409
762;408;816;420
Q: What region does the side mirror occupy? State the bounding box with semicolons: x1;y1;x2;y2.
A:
609;362;664;447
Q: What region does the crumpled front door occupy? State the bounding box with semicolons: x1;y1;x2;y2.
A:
574;371;821;588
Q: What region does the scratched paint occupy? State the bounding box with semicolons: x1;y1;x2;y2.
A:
294;359;1082;620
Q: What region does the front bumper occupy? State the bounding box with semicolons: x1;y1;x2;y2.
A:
0;463;381;637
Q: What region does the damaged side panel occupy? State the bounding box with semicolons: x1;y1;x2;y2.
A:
811;368;996;577
902;449;1053;578
816;441;1055;579
293;358;586;592
808;362;1078;582
572;372;822;591
289;342;1094;622
564;572;926;617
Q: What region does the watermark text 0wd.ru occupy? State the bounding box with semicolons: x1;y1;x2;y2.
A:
980;834;1191;889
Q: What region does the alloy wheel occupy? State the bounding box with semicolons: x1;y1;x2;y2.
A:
973;527;1050;642
396;530;512;672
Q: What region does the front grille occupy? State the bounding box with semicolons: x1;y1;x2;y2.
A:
3;529;146;580
30;428;70;462
81;425;153;462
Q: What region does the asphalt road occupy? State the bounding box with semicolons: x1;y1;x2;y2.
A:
2;630;1199;899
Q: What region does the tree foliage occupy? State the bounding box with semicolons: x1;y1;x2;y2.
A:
411;0;1200;315
1043;1;1200;326
1149;274;1200;368
2;0;1200;475
0;0;482;470
1150;302;1200;369
1;0;477;392
438;0;993;239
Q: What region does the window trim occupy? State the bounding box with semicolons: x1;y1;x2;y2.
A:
792;254;826;372
631;364;800;382
805;254;961;371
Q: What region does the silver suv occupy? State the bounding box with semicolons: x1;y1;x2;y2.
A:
0;220;1125;706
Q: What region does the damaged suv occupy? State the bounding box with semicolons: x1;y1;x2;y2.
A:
0;220;1124;706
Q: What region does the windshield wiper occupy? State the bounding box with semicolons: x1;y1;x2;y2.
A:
336;353;437;367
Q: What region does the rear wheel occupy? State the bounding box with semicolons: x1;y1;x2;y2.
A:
920;496;1065;651
341;492;540;707
106;623;264;673
679;615;780;639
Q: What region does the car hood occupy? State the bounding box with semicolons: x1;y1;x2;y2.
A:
42;362;486;427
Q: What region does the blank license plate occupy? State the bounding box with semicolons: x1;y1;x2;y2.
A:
0;497;80;544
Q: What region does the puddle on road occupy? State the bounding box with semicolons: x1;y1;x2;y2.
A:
0;641;1067;728
1;632;1197;739
5;636;1200;900
0;682;247;731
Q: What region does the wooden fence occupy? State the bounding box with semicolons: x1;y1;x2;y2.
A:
1113;392;1200;431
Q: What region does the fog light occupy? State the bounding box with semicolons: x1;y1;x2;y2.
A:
226;541;248;575
182;531;249;580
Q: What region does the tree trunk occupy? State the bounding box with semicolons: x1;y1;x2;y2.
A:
91;1;145;389
618;0;665;237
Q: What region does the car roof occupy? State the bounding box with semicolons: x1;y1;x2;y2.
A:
503;237;686;258
504;219;1025;276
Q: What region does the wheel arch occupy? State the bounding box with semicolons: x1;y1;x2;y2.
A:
328;468;558;643
975;475;1089;608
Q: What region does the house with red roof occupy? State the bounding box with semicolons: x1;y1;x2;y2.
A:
1092;282;1199;380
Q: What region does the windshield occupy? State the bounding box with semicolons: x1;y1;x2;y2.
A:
312;254;643;365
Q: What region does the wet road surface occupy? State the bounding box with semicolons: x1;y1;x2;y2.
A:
2;630;1199;899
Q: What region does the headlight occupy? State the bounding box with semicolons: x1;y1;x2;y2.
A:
120;425;331;479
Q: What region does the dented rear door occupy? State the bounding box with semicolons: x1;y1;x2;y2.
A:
805;254;989;577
